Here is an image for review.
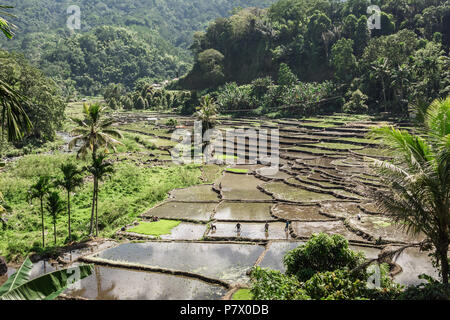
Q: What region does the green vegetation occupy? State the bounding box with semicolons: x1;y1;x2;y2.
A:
0;153;204;261
232;288;253;300
0;257;93;300
1;0;277;96
250;233;403;300
0;50;65;149
369;97;450;286
128;220;182;237
177;0;449;117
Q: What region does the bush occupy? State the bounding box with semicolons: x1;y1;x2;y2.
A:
283;233;366;282
250;267;310;300
343;89;369;113
303;269;368;300
216;82;256;113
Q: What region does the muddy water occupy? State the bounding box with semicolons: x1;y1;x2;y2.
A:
259;241;304;271
393;247;439;286
256;169;292;180
65;266;227;300
208;222;289;240
214;202;274;221
319;202;362;219
220;173;273;201
160;223;206;240
144;202;217;222
94;242;265;283
292;221;366;242
272;204;331;221
170;185;220;202
347;215;426;243
262;181;338;203
348;245;380;260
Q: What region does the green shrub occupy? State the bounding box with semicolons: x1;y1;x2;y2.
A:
283;233;366;282
250;267;310;300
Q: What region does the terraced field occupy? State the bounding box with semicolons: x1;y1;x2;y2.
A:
11;113;437;300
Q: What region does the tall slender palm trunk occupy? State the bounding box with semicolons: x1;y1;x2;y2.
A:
89;146;97;236
89;178;97;236
40;198;45;247
95;187;99;237
67;192;71;242
53;220;57;245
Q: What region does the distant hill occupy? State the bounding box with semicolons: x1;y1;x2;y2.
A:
1;0;277;95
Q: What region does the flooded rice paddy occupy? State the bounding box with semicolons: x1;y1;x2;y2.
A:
4;114;438;299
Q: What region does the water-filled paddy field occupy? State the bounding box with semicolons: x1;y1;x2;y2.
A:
2;113;436;300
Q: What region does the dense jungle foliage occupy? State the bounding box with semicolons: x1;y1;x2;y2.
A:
178;0;450;116
0;0;276;96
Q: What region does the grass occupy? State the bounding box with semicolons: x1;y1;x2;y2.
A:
0;153;204;262
232;289;253;300
128;220;181;236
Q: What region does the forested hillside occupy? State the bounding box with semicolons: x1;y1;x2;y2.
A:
1;0;276;95
178;0;450;116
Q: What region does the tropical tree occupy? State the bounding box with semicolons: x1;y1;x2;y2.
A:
0;78;33;143
0;6;32;144
69;103;122;236
29;176;51;247
46;192;65;245
0;257;93;300
195;95;219;135
368;97;450;286
86;154;114;237
69;103;123;161
55;163;84;242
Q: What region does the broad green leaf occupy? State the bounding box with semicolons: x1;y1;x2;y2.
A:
0;264;93;300
0;257;33;296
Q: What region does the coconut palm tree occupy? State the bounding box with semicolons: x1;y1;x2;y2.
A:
86;154;114;237
0;5;16;39
0;79;33;143
368;97;450;286
69;103;122;236
69;103;123;160
46;192;65;245
55;163;84;242
0;5;31;145
29;176;51;247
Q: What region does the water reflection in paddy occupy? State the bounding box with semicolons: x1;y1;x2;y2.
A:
65;266;227;300
94;242;265;283
214;202;274;221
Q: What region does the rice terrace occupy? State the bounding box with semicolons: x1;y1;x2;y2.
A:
0;0;449;305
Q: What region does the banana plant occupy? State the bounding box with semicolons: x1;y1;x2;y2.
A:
0;257;93;300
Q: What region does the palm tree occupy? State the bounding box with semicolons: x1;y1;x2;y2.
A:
69;103;122;236
29;176;51;247
86;154;114;237
368;97;450;286
0;5;16;39
69;103;123;160
46;192;65;245
55;163;84;242
0;79;33;143
0;6;31;145
195;95;219;136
